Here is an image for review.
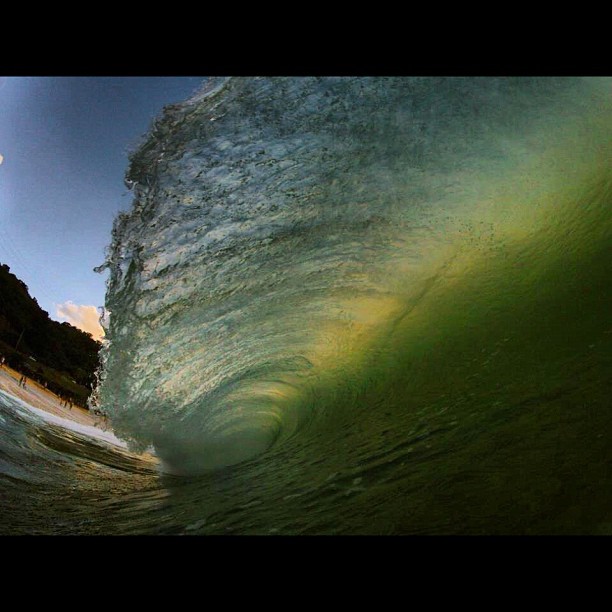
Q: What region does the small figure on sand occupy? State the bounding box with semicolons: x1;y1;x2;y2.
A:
19;375;27;388
0;355;5;367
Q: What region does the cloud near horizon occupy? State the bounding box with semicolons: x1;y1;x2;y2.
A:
55;301;105;341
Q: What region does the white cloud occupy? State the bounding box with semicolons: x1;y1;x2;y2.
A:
55;302;105;341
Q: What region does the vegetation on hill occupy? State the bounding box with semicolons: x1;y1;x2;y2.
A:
0;263;101;407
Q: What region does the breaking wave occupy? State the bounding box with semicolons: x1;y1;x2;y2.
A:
3;77;612;534
92;76;611;484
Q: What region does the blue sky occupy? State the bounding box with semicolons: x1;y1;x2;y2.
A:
0;76;205;338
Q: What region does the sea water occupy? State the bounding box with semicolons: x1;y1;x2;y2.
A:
1;77;611;535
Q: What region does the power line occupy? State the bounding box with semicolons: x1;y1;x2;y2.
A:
0;226;59;311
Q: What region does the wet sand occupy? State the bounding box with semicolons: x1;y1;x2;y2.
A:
0;364;103;428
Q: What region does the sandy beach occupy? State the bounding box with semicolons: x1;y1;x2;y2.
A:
0;363;102;429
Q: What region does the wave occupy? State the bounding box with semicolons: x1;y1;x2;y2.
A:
93;77;612;478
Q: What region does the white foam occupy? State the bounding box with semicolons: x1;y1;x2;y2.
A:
0;388;128;448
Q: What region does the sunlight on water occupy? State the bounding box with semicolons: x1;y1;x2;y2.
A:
2;77;611;534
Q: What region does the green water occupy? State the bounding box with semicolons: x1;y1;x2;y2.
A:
2;77;611;535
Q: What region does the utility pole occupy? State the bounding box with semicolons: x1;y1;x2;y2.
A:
15;328;25;352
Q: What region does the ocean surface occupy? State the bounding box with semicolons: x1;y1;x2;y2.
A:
1;77;611;535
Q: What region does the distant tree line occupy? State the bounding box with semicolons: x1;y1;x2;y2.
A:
0;263;101;407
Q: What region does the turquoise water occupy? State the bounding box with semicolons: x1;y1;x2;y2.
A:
1;77;611;534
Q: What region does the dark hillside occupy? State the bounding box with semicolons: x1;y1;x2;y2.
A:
0;263;101;406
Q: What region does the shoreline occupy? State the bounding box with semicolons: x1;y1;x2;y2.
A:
0;363;106;430
0;364;158;460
